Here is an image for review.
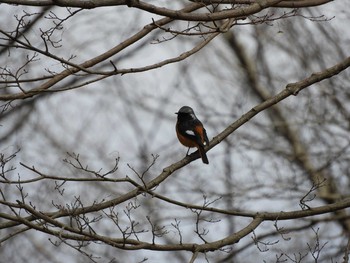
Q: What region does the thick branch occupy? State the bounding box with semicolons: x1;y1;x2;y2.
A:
208;56;350;153
191;0;333;8
0;0;292;22
0;0;333;10
0;4;202;101
1;57;349;231
2;198;350;251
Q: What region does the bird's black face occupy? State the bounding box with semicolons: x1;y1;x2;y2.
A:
176;106;196;121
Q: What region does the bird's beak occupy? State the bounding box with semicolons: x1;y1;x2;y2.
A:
175;112;178;115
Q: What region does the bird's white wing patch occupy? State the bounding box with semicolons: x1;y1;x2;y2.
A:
185;130;195;136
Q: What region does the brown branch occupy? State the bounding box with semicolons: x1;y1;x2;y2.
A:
0;4;202;101
1;57;349;253
0;29;102;75
191;0;333;8
37;27;227;94
1;56;348;226
208;55;350;154
0;0;333;15
0;0;127;7
1;183;350;251
0;162;133;185
3;199;263;252
124;0;285;22
344;236;350;263
0;6;52;56
0;0;333;100
5;162;350;221
226;28;350;234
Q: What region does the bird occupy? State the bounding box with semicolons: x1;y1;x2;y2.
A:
175;106;209;164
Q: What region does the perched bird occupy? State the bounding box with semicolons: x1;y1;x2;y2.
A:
175;106;209;164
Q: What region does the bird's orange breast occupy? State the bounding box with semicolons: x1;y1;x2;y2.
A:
176;127;197;148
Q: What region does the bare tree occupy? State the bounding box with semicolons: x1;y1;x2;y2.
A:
1;1;350;262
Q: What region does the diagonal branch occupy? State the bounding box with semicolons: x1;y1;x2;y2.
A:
0;4;202;101
1;56;349;230
208;56;350;153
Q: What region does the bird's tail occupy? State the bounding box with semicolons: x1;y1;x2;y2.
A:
198;145;209;164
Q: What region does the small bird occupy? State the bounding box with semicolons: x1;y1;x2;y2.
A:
175;106;209;164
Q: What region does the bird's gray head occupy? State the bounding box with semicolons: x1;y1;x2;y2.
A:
177;106;194;114
176;106;197;120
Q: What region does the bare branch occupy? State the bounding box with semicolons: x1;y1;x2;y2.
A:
209;56;350;157
0;0;333;19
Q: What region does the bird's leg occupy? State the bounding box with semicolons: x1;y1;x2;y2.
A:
186;147;191;156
